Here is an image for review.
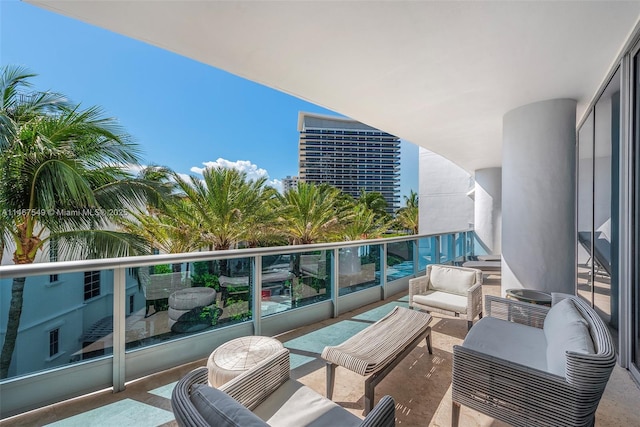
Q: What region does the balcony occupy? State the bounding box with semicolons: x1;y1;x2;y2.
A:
1;232;638;425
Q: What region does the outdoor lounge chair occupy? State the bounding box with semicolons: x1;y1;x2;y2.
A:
452;293;616;427
171;348;395;427
409;264;483;330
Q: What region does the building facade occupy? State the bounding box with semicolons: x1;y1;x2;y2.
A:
281;175;299;193
298;112;400;212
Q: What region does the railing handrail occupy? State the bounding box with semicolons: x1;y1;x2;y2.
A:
0;230;472;278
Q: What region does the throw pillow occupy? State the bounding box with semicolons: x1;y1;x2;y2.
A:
190;384;269;427
543;298;595;376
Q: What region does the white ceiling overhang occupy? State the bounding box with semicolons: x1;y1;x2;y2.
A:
27;1;640;172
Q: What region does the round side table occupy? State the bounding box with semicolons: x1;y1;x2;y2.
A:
505;288;552;306
207;336;284;387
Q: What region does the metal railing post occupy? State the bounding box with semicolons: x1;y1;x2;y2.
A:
332;248;340;318
413;238;419;276
253;256;262;336
381;243;387;300
449;234;455;263
112;267;126;392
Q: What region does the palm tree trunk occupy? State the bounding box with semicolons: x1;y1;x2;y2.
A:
0;276;26;378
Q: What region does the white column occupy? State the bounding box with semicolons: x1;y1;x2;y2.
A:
502;99;576;295
474;168;502;255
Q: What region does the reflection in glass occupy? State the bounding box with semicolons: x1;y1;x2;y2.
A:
575;68;620;334
593;68;620;329
0;270;115;379
439;234;455;263
126;260;252;351
386;240;415;281
338;245;381;296
577;112;594;307
286;251;332;311
418;237;438;271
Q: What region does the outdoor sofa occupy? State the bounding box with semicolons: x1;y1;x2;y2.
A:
172;348;395;427
452;293;616;427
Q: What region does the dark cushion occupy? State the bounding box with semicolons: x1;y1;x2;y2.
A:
190;384;269;427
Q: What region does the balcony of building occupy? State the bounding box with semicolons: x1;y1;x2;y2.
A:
1;266;638;426
0;231;637;425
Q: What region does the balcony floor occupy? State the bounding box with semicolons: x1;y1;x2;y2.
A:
2;273;639;426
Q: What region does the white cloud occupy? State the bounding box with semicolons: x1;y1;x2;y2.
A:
190;158;269;182
119;163;146;176
175;172;193;183
268;179;283;193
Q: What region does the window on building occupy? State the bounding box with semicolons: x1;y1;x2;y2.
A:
129;294;135;314
84;271;100;300
49;238;58;283
49;328;59;357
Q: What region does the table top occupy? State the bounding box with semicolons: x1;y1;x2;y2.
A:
210;336;283;372
505;288;552;304
219;269;293;287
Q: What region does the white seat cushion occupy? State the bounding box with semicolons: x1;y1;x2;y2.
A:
413;290;468;314
462;317;548;372
429;265;477;296
253;379;362;427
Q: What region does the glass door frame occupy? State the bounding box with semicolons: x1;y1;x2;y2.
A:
624;40;638;381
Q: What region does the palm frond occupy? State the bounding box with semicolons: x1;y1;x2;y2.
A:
49;229;150;261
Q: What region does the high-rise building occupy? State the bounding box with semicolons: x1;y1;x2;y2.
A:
298;112;400;212
282;175;299;193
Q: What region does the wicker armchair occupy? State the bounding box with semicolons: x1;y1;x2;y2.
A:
452;294;616;427
409;264;483;330
172;348;396;427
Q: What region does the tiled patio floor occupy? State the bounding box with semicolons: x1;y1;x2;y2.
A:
2;273;639;426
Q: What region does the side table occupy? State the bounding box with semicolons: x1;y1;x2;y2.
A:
505;288;552;306
207;336;284;387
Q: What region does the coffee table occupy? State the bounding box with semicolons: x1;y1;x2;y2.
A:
207;336;284;387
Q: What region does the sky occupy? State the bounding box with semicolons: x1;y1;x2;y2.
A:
0;0;418;198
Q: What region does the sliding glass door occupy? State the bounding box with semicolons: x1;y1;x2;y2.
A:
632;50;640;377
576;68;620;338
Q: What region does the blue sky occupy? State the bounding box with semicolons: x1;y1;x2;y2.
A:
1;0;418;199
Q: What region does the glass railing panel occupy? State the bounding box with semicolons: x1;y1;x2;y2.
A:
291;250;332;309
465;232;475;257
126;258;252;352
259;253;292;317
260;250;332;317
338;244;381;296
418;237;438;271
0;270;115;380
439;234;455;263
386;240;415;281
455;233;466;260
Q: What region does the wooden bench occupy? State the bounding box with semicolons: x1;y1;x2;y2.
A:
321;306;433;414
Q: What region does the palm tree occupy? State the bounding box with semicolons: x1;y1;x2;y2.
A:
403;190;419;209
118;199;202;270
173;167;274;251
342;204;392;240
396;190;419;234
0;66;161;378
277;181;343;244
357;189;388;219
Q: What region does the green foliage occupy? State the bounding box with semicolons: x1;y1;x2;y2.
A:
153;264;172;274
191;273;220;291
277;181;344;244
0;65;166;378
225;297;252;321
198;306;221;326
173;166;276;250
